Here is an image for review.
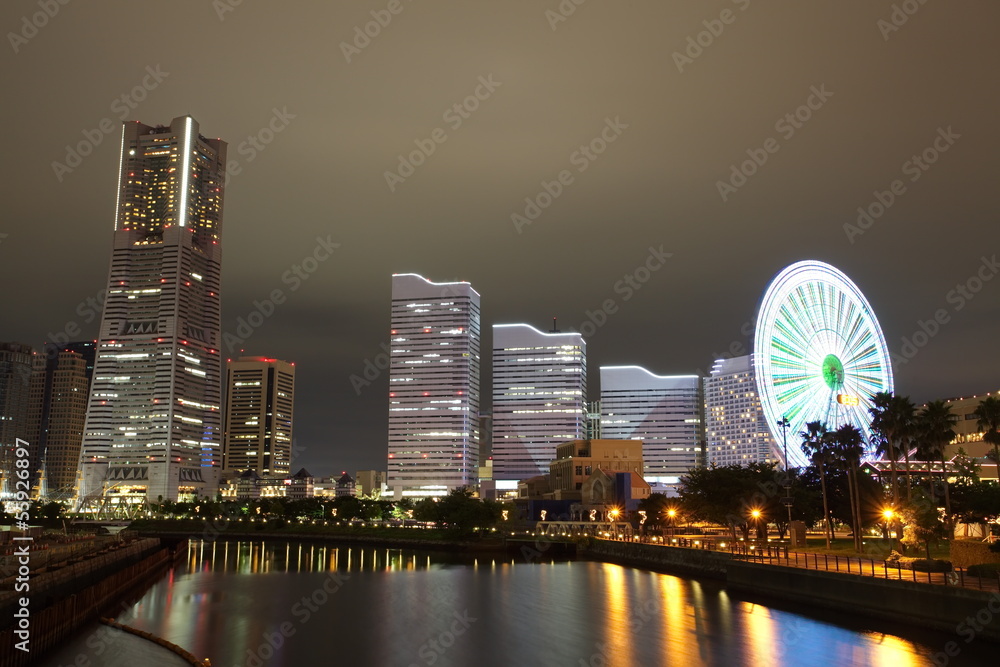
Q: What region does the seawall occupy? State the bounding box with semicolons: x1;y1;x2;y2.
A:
0;538;180;667
579;539;1000;643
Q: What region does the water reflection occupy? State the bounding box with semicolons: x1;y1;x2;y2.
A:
41;540;994;667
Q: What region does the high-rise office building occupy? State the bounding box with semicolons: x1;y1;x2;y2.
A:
387;274;481;498
223;356;295;477
492;324;586;493
26;348;91;497
79;116;227;504
703;355;779;466
0;343;34;497
599;365;703;483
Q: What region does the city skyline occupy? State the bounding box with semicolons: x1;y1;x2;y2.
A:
1;2;997;478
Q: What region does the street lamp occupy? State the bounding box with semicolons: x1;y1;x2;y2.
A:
666;508;677;538
777;417;793;535
750;508;763;542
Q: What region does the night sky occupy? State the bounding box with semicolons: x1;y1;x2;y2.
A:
2;1;997;478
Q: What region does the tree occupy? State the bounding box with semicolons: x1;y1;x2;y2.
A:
870;393;916;502
915;400;957;524
679;462;788;541
829;423;866;552
899;489;947;559
637;493;672;531
800;420;833;548
973;396;1000;468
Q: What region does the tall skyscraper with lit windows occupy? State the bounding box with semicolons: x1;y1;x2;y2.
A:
387;274;481;499
703;355;779;466
491;324;586;493
599;365;703;483
79;116;227;504
223;356;295;477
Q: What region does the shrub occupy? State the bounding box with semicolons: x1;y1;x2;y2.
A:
884;551;952;572
966;563;1000;576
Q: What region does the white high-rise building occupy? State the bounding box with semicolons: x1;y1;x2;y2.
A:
387;274;481;498
703;355;779;466
599;366;702;484
492;324;586;493
79;116;226;504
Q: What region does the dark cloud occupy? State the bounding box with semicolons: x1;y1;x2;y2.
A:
2;1;997;477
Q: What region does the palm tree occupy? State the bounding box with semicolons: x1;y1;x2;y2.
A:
973;396;1000;472
915;400;958;525
830;423;866;552
878;394;917;502
800;420;833;549
870;392;901;502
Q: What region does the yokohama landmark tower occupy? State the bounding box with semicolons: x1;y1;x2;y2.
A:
79;116;227;505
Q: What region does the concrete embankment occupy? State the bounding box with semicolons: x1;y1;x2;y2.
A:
0;538;181;667
580;540;1000;643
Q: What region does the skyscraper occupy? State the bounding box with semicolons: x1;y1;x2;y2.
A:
599;365;703;484
387;274;481;499
79;116;227;504
0;343;34;497
27;348;91;498
703;355;779;466
223;356;295;477
491;324;586;494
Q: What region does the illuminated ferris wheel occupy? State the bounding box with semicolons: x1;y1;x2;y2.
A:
753;261;894;468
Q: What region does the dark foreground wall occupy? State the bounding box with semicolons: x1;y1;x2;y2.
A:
580;540;1000;644
0;539;176;667
728;560;1000;643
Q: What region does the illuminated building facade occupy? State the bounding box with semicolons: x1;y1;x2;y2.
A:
0;343;34;497
387;274;481;498
599;366;703;483
492;324;586;492
223;356;295;477
79;116;227;504
704;355;779;466
26;348;91;497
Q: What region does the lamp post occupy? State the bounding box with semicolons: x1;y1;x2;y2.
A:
777;417;793;539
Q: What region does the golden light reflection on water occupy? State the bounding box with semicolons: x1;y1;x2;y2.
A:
164;542;959;667
598;563;636;667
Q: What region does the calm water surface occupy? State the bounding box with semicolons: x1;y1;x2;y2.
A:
42;540;996;666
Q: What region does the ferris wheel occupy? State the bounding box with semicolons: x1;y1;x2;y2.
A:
753;261;894;468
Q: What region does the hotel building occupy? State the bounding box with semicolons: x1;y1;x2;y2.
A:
704;355;779;466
